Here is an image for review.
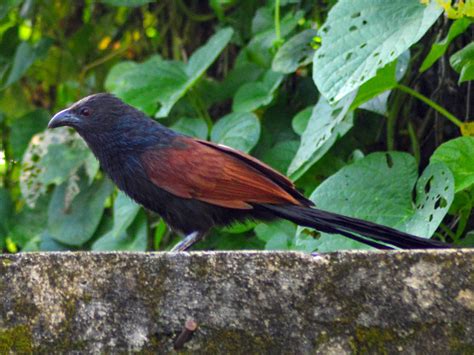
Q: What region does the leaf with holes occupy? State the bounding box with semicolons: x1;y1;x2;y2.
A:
295;152;454;252
288;93;355;180
313;0;442;103
402;162;454;237
211;112;260;153
431;137;474;192
357;50;410;114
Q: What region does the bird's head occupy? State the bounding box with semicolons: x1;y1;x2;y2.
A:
48;93;136;132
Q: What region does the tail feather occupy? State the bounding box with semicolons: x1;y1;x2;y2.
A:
261;204;450;249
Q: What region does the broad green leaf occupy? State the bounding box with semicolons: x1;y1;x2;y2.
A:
171;117;208;139
101;0;153;6
313;0;442;103
450;42;474;83
105;56;187;116
110;191;141;238
232;71;284;112
358;50;410;114
402;162;454;237
38;143;90;186
261;140;299;173
106;28;233;117
212;62;265;102
211;112;260;152
245;10;304;67
295;152;453;252
291;106;313;135
38;232;71;251
9;194;49;247
3;38;52;88
420;18;473;72
92;211;147;251
431;136;474;192
255;220;296;250
272;29;318;74
288;93;355;180
9;109;50;160
48;178;114;246
351;61;397;110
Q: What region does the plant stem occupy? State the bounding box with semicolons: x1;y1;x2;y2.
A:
274;0;281;44
386;90;403;151
396;84;463;127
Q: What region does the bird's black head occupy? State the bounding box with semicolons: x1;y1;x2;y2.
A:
48;93;139;132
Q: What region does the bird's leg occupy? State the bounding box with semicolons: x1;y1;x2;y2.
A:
171;231;205;252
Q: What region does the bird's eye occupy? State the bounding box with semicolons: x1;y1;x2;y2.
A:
80;107;91;117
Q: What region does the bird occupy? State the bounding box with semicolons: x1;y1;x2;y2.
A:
48;93;450;251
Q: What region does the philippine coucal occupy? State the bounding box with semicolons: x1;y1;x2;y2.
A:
48;93;449;251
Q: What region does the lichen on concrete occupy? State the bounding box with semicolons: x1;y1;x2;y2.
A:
0;249;472;353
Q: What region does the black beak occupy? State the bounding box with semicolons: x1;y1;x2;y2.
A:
48;109;81;129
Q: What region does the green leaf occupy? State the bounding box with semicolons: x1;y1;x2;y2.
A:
9;109;50;160
313;0;442;103
92;211;147;251
261;140;299;173
2;38;52;89
105;28;233;117
110;191;141;238
296;152;454;252
255;220;295;250
245;10;304;67
105;56;187;116
357;50;410;114
101;0;153;6
222;220;258;234
9;194;49;247
38;144;90;186
291;106;313;135
431;136;474;192
171;117;208;139
402;162;454;237
450;42;474;84
420;18;473;72
351;61;397;110
211;112;260;152
232;71;284;112
272;29;318;74
288;93;355;180
48;178;114;246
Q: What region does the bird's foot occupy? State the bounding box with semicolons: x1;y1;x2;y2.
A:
170;231;204;252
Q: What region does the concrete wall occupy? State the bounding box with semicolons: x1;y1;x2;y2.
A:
0;250;472;353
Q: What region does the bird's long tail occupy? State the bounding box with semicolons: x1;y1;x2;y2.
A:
260;204;450;249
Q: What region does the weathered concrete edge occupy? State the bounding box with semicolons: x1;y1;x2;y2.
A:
0;249;472;353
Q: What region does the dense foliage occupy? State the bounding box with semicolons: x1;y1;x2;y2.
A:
0;0;472;252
